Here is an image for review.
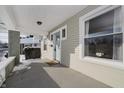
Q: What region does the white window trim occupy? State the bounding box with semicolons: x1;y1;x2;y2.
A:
61;25;67;40
79;5;124;70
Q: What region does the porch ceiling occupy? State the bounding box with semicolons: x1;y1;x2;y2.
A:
4;5;87;35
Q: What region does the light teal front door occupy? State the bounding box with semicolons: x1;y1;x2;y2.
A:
53;31;61;62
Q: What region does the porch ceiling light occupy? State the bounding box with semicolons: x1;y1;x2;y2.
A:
37;21;42;25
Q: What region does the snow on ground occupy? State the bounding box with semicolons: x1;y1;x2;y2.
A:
13;55;42;72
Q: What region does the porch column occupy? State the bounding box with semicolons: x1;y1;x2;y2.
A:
8;30;20;65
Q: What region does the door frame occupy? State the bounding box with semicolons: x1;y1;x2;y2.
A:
50;29;62;63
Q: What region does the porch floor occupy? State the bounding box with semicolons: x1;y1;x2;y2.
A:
4;58;111;88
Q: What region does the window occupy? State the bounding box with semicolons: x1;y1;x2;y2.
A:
44;39;47;51
51;34;53;41
62;29;66;38
80;6;123;62
61;25;67;40
85;34;122;60
0;32;8;62
86;10;114;35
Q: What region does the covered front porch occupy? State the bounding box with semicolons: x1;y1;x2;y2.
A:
2;56;110;88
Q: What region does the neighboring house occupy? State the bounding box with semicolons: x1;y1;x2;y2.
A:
41;5;124;87
20;35;41;47
0;32;8;62
20;35;41;54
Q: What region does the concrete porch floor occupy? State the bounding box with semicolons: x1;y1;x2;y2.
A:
4;58;111;88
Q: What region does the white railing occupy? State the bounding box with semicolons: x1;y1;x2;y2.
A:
0;57;15;87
